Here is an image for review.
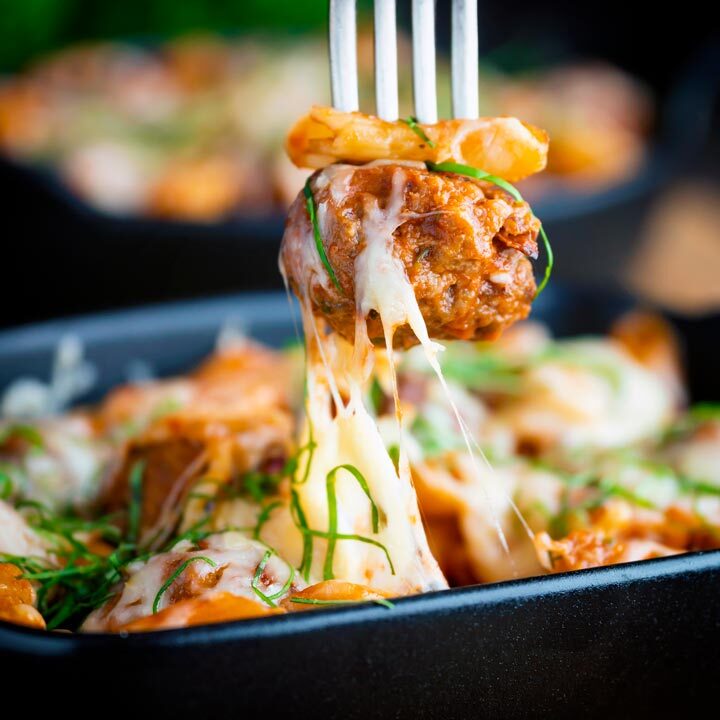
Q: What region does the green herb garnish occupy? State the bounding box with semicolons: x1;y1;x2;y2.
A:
369;377;385;415
0;471;13;499
689;403;720;422
250;549;295;608
401;116;436;148
290;596;395;609
677;475;720;497
286;403;393;582
438;343;523;394
311;528;396;576
242;470;282;503
0;424;43;449
127;459;146;545
288;423;319;580
304;178;342;291
253;500;283;540
152;556;217;614
387;445;400;472
323;466;339;581
426;160;553;296
601;482;657;509
290;488;314;580
1;507;137;631
323;464;382;580
287;437;393;581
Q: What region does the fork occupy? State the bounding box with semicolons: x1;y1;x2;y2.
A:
329;0;479;124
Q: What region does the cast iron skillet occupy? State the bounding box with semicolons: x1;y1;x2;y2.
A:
1;285;719;718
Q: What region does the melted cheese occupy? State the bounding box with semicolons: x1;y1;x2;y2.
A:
82;532;299;631
0;500;48;559
280;165;447;593
279;163;532;594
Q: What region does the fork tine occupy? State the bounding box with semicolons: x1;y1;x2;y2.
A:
451;0;479;119
374;0;399;121
411;0;438;124
329;0;359;111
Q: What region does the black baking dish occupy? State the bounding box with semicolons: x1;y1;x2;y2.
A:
1;285;719;718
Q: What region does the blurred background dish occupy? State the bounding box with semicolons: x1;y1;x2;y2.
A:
0;37;328;220
0;37;655;220
0;0;717;328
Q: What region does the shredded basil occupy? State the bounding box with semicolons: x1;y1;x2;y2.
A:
401;116;436;148
289;422;319;580
689;403;720;423
677;475;720;498
152;556;217;614
3;529;136;631
289;458;394;581
290;489;314;581
304;178;342;291
243;470;282;503
253;500;283;540
127;459;146;545
0;471;13;499
290;596;395;609
388;445;400;472
0;424;43;449
322;464;383;580
250;549;295;608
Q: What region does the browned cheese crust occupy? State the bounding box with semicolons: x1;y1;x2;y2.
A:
281;163;540;348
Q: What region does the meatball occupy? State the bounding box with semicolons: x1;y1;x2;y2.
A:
280;162;540;349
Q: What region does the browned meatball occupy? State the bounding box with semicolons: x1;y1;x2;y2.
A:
281;163;540;349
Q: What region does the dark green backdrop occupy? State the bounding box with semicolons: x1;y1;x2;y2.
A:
0;0;377;71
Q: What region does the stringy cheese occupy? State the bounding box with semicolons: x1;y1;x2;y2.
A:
279;163;522;594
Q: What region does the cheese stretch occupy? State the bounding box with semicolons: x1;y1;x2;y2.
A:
280;163;520;593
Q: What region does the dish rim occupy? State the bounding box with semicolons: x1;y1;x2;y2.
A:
1;550;719;648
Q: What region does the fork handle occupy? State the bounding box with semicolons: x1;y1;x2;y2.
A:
374;0;399;121
451;0;479;119
412;0;438;124
329;0;359;112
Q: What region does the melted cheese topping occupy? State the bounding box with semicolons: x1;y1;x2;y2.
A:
0;500;48;559
82;532;299;631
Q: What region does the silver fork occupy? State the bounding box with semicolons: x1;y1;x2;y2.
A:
329;0;479;124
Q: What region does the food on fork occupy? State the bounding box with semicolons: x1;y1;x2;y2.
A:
286;106;548;181
275;67;560;598
281;101;552;350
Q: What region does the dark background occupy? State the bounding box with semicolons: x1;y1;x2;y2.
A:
0;0;718;329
